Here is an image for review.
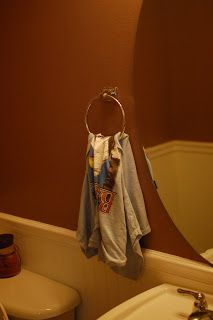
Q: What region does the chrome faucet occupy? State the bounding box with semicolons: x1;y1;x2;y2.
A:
177;288;213;320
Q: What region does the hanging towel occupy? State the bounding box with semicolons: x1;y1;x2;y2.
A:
76;132;151;279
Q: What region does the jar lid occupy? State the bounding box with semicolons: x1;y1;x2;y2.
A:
0;234;14;249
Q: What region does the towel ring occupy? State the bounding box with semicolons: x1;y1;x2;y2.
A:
85;88;126;136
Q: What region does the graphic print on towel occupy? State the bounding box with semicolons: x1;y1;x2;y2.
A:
77;132;151;279
88;136;120;213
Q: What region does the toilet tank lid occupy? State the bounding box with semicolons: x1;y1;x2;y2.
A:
0;268;81;319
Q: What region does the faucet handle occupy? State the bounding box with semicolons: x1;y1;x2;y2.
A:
177;288;208;311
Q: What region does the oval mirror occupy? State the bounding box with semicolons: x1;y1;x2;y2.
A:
134;0;213;264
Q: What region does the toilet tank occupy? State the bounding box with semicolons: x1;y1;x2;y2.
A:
0;269;80;320
10;311;74;320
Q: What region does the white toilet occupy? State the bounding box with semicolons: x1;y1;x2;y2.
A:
0;269;80;320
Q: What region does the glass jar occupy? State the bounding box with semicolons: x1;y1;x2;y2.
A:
0;234;21;278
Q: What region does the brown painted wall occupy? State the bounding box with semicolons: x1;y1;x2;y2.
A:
134;0;213;147
0;0;141;228
168;0;213;142
0;1;207;264
134;0;172;147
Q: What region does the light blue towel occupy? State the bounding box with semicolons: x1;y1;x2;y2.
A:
76;132;151;279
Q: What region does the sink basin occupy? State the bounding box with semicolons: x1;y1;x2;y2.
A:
98;284;213;319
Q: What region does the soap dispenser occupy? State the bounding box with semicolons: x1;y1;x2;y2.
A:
0;234;21;278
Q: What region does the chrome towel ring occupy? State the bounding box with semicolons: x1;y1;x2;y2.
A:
85;87;126;136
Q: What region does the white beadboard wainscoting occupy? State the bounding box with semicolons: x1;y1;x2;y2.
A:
0;212;212;320
146;140;213;254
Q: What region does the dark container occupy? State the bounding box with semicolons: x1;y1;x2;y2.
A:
0;234;21;278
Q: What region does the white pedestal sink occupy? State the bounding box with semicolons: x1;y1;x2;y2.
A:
98;284;213;320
